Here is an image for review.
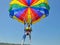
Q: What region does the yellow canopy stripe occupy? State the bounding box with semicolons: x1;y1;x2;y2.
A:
10;0;26;6
27;8;32;23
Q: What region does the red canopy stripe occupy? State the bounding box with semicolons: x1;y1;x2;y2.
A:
31;0;38;6
30;8;41;22
18;0;28;6
18;8;28;22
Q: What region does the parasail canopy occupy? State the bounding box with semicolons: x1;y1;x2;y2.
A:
9;0;50;24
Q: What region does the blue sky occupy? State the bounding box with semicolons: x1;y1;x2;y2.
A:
0;0;60;45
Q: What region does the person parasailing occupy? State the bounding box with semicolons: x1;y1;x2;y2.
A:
21;20;32;45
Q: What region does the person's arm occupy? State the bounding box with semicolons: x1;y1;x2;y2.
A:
24;20;26;25
30;27;32;31
24;22;26;32
24;25;26;31
31;20;32;25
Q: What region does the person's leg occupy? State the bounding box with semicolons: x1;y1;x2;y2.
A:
29;32;31;44
23;34;26;41
21;33;26;45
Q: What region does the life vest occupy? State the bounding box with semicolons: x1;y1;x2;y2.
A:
25;27;31;32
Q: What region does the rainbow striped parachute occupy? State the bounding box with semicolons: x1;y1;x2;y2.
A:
9;0;50;24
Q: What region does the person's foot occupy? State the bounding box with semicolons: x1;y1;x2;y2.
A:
29;40;31;45
21;40;24;45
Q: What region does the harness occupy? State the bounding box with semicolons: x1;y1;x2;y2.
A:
25;27;32;32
